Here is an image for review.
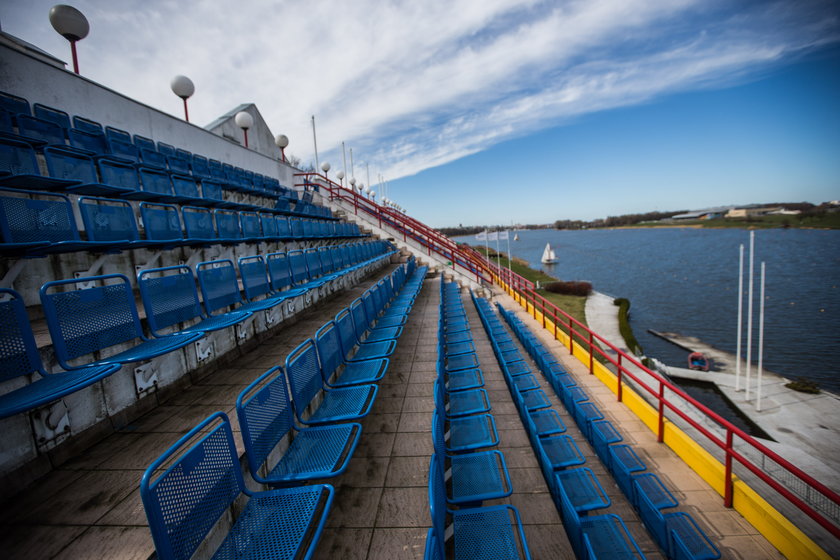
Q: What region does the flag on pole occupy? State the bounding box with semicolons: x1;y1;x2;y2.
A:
475;231;487;241
497;230;509;240
487;231;499;241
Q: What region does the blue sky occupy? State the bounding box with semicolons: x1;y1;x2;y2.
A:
2;0;839;226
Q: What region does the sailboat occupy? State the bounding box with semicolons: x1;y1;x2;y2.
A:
514;233;519;241
541;243;557;264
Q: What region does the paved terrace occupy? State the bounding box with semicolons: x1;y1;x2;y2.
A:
0;269;784;559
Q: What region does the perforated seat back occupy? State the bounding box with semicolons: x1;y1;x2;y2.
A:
275;215;291;237
0;188;80;243
238;255;271;300
171;174;199;198
0;288;42;380
0;138;40;176
288;251;309;285
314;321;343;375
334;309;358;357
41;275;141;361
138;266;204;331
260;212;278;238
72;115;102;134
240;212;261;238
304;248;322;279
182;206;216;239
267;252;293;290
0;92;31;116
133;135;156;152
68;128;108;155
350;300;369;340
214;210;241;239
138;167;174;197
105;126;131;144
33;103;71;133
284;340;323;410
44;147;97;183
238;367;295;472
196;260;242;313
78;197;140;242
17;114;66;145
98;158;140;191
199;180;223;203
107;138;140;163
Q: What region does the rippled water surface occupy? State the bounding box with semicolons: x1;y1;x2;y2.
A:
457;228;840;392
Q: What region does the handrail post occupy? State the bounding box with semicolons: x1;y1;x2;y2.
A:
724;430;734;507
617;354;623;402
657;382;665;442
588;331;594;374
568;316;574;354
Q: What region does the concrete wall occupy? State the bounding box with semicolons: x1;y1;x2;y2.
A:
0;44;296;186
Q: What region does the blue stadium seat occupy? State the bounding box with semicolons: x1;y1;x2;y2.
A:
71;115;103;135
15;114;66;146
236;366;362;484
32;103;71;137
314;319;388;388
284;339;378;426
40;274;204;370
104;126;131;144
266;252;311;299
182;205;218;244
138;265;251;336
238;255;298;308
133;134;156;152
68;128;108;156
140;412;334;560
44;146;135;197
0;91;31;117
0;288;120;419
77;195;159;251
139;202;190;248
0;137;78;190
196;259;285;315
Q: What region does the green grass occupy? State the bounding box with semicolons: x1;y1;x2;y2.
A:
638;213;840;229
482;247;588;326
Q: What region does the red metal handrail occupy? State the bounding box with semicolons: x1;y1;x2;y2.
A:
487;259;840;540
294;172;493;283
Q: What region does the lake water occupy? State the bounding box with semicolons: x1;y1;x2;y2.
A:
456;228;840;393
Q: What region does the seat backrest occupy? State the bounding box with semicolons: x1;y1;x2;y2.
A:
107;138;140;163
334;308;359;358
0;187;80;243
175;148;192;160
274;197;290;213
301;219;313;238
238;255;271;301
314;320;343;377
68;128;108;155
171;174;199;199
284;339;324;415
156;142;176;157
44;146;97;183
636;479;666;546
557;487;582;555
33;103;71;133
289;217;304;238
350;300;370;341
140;148;167;169
431;409;446;458
182;206;216;240
266;252;293;291
0;137;41;176
105;126;131;144
240;211;261;239
138;167;174;197
133;135;156;152
167;155;191;175
287;250;309;285
140;412;244;560
16;114;66;145
199;179;223;203
427;455;446;544
71;115;103;134
0;91;31;116
304;248;322;279
191;154;210;178
236;366;295;478
214;209;241;240
0;288;43;380
362;292;379;324
78;196;140;242
275;215;291;237
196;259;243;313
140;202;183;241
259;212;278;238
40;274;142;367
138;266;203;333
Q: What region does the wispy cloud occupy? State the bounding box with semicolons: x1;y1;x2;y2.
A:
3;0;838;183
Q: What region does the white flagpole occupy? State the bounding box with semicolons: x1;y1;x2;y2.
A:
311;115;320;173
342;142;348;185
495;230;501;271
757;262;766;411
745;231;755;401
736;244;744;391
350;148;355;180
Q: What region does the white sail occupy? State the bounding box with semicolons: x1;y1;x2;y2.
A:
541;243;557;264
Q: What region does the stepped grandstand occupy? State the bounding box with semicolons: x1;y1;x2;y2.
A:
1;19;839;560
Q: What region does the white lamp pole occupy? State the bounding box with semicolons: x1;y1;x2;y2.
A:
275;134;289;162
49;4;89;74
170;75;195;122
234;111;253;148
336;170;345;187
320;161;331;180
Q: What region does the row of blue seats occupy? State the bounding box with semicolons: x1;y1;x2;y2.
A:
0;90;293;200
139;259;427;560
0;186;358;258
424;279;531;560
472;295;645;560
0;240;395;418
0;139;328;219
496;305;721;560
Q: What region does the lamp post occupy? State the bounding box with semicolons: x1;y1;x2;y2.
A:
275;134;289;162
235;111;253;148
336;170;345;187
321;161;331;182
170;75;195;122
49;4;89;74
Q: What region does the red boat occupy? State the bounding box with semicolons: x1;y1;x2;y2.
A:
688;352;710;371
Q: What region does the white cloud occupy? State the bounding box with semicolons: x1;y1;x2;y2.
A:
2;0;837;183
